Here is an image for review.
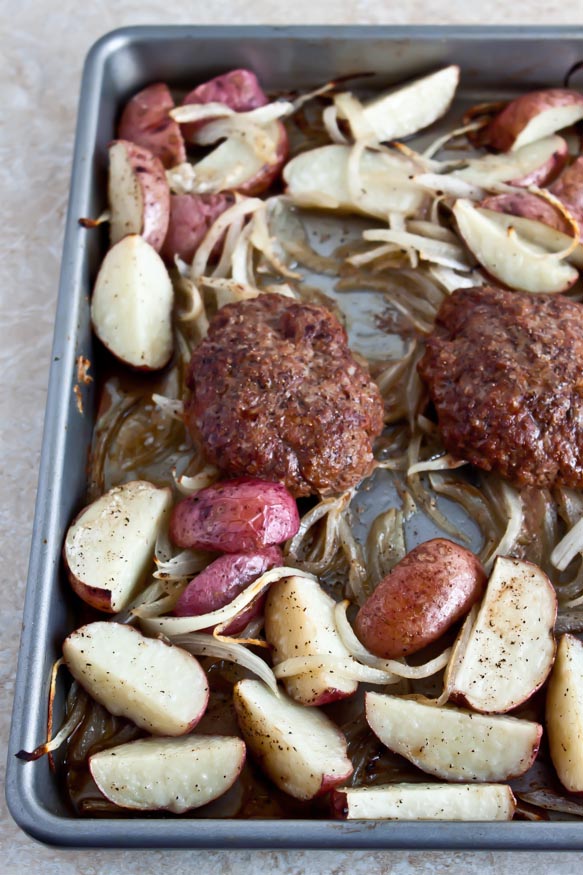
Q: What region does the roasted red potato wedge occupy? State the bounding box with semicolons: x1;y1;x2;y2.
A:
90;735;246;813
233;679;353;800
331;783;516;821
108;140;170;252
546;633;583;794
169;478;300;553
161;192;235;263
354;538;486;658
486;88;583;152
64;480;172;613
63;622;209;735
91;234;174;370
118;82;186;169
175;546;283;634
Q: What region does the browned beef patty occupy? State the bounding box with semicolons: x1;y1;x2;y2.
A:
418;285;583;489
184;293;384;496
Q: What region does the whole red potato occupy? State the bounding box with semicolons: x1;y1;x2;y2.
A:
355;538;487;658
175;546;282;634
169;477;300;553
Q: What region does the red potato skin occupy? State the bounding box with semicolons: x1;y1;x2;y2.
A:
236;121;289;197
480;193;570;233
174;546;283;634
487;89;583;152
354;539;487;659
160;192;235;263
181;68;268;143
118;82;186;169
330;789;349;818
109;140;171;252
169;477;300;553
510;138;568;187
551;156;583;226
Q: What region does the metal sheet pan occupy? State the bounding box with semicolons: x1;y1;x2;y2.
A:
6;24;583;849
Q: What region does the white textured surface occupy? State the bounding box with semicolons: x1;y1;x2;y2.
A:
2;2;583;871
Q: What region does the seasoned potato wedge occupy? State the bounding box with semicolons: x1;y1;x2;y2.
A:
63;622;209;735
108;140;170;252
91;234;174;370
546;634;583;793
331;783;516;821
64;480;172;613
445;556;557;713
90;735;245;812
265;575;358;705
486;88;583;152
366;693;541;782
233;679;353;800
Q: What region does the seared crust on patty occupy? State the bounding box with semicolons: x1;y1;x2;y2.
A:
184;293;384;496
418;285;583;489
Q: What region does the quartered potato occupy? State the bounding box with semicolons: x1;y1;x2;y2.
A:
331;783;516;821
63;622;209;735
233;679;353;800
546;634;583;793
90;735;246;813
64;480;172;613
265;575;358;705
486;88;583;152
366;693;541;782
108;140;170;252
444;556;557;713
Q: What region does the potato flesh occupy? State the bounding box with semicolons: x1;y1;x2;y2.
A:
109;141;144;244
366;693;541;781
64;480;172;612
457;135;566;187
265;576;357;705
361;66;460;141
91;234;174;370
453;198;578;293
283;144;426;219
478;208;583;269
512;104;583;151
336;783;516;821
63;622;208;735
546;634;583;792
445;556;556;713
233;679;352;800
189;121;283;194
90;735;245;813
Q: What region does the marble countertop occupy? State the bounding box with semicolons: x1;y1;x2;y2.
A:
3;3;583;872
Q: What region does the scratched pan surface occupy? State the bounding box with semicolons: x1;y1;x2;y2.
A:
6;25;583;849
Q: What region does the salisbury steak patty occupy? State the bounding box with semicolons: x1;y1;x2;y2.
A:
185;293;384;496
418;285;583;489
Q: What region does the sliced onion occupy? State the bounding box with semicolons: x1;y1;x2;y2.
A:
273;654;397;685
230;221;255;285
334;91;376;141
334;600;452;680
191;197;264;278
249;203;302;279
201;276;260;309
423;120;485;159
407;453;467;477
139;567;315;636
428;265;482;293
172;463;220;495
556;608;583;633
16;680;88;762
363;229;472;270
212;215;244;279
166;162;197;196
406;220;460;244
151;394;184;421
482;480;524;572
172;632;279;695
323;104;349;144
551;516;583;571
516;788;583;818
